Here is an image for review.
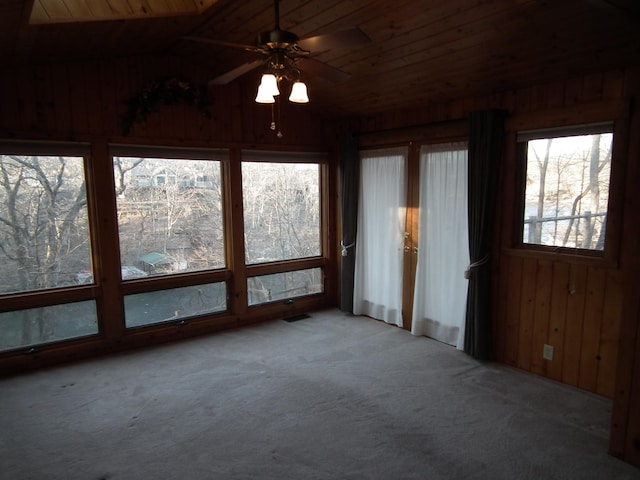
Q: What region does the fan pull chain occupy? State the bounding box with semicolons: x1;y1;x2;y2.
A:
270;103;276;131
277;96;283;138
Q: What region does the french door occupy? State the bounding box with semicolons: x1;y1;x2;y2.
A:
353;142;469;348
353;147;407;327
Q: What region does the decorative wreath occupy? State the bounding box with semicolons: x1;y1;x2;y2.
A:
122;76;213;135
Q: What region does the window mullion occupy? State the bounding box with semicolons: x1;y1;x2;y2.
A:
226;149;248;316
90;140;126;341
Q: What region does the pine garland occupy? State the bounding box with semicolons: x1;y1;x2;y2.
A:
122;76;213;135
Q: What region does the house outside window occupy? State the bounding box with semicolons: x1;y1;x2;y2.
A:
112;148;228;328
113;154;226;276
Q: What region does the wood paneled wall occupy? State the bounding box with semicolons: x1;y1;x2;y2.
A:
0;54;337;364
495;257;622;396
344;67;640;466
0;55;331;147
1;54;638;466
345;69;633;396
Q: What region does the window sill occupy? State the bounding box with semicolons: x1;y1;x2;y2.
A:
500;245;619;268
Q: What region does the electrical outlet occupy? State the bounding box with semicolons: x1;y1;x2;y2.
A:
543;344;554;361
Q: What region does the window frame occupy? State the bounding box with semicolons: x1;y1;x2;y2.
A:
0;140;101;352
0;139;335;365
110;145;232;325
240;149;329;307
108;146;330;319
513;118;627;265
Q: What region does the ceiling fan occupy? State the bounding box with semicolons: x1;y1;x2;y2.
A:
182;0;371;86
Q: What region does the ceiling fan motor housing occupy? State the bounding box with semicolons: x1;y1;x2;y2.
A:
192;0;369;88
257;29;299;49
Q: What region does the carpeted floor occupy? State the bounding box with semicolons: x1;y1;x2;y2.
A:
1;309;639;480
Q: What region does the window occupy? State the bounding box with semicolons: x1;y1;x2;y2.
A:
124;282;227;328
113;151;226;277
242;150;325;306
0;152;93;293
242;153;321;264
247;268;323;306
0;143;99;351
112;147;229;328
518;123;613;252
0;142;332;361
0;301;98;352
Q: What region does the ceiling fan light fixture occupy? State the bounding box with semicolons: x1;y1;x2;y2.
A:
255;83;275;103
289;81;309;103
259;73;280;96
185;0;371;135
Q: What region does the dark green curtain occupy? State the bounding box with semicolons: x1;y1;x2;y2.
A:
338;133;360;313
464;110;506;360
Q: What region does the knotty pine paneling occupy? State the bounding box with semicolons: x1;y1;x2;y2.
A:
563;263;589;387
599;269;624;397
579;267;607;392
499;257;619;397
97;60;118;135
1;55;638;464
503;255;523;367
0;55;329;147
16;68;38;132
530;259;553;377
610;67;640;466
0;53;339;385
68;63;89;134
345;68;638;404
29;0;219;24
546;261;569;382
516;257;537;373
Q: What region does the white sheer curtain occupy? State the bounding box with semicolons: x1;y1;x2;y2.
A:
411;143;469;348
353;147;407;327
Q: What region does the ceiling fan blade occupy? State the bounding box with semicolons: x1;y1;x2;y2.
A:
296;27;371;53
181;36;263;53
297;58;351;84
209;59;265;85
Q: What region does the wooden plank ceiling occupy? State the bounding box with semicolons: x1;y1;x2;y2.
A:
1;0;640;118
29;0;220;24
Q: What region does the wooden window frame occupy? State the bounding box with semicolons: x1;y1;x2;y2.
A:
506;102;630;266
110;144;231;295
240;149;329;308
0;140;335;371
0;141;97;306
0;141;101;352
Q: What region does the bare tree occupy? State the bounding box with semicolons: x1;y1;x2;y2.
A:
115;157;225;273
113;157;143;196
526;133;612;249
242;162;320;264
0;154;91;344
561;134;611;249
0;155;89;291
530;139;552;243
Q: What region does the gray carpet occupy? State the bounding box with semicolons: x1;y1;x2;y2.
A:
1;309;639;480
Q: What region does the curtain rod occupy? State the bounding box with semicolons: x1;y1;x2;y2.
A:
352;107;513;140
353;118;467;139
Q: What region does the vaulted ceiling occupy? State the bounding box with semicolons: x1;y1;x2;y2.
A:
2;0;640;118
